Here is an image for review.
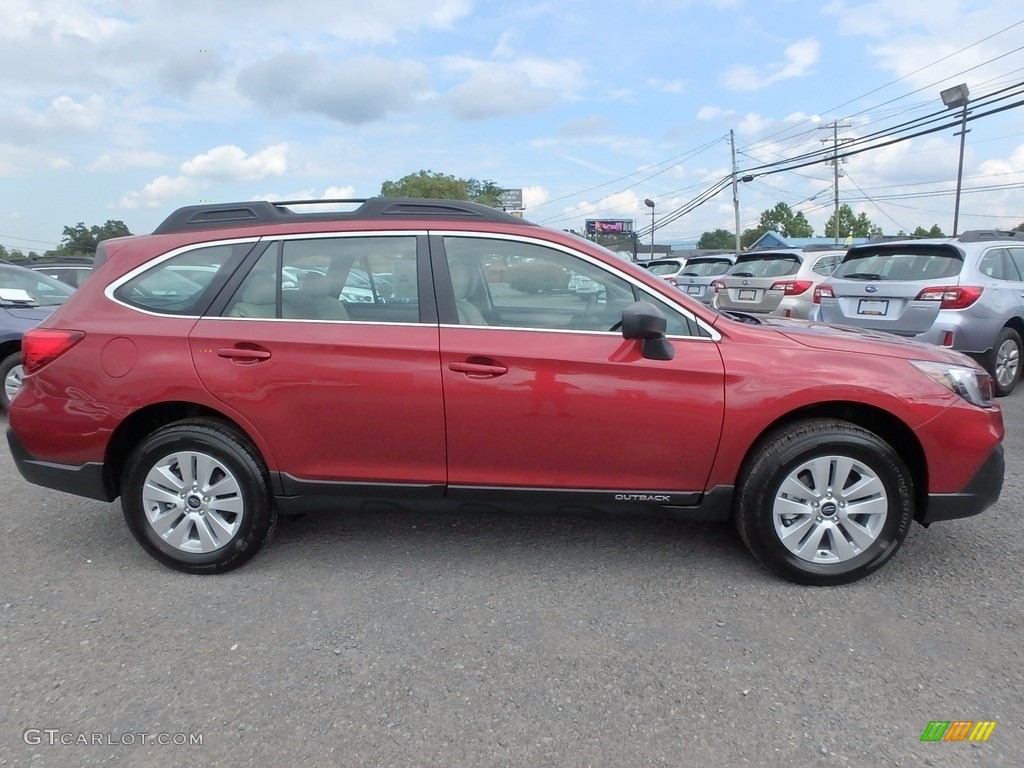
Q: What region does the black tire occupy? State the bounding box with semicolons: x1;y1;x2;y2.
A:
121;419;276;574
735;419;914;586
1;351;23;411
986;326;1021;397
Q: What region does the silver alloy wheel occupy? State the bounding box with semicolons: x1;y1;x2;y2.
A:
772;455;888;564
995;338;1020;389
142;450;244;554
4;363;23;403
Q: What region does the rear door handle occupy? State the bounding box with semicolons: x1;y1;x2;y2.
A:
218;346;271;362
449;361;508;378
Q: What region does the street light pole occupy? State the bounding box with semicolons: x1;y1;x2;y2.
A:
644;199;655;260
940;83;970;237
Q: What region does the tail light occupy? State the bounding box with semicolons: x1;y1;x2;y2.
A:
813;285;834;304
769;279;813;296
667;277;678;287
915;286;983;310
21;329;85;374
711;279;725;293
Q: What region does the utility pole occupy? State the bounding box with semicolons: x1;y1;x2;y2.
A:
731;130;741;255
820;121;852;245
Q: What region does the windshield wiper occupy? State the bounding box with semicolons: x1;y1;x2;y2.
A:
842;272;882;280
722;310;762;325
730;271;754;277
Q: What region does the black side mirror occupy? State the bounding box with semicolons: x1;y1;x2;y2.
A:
620;301;674;360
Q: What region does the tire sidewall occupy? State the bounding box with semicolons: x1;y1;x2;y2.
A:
0;351;22;411
122;422;274;574
741;426;913;585
989;327;1021;397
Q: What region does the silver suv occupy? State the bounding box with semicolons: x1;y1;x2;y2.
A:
712;247;844;319
813;230;1024;396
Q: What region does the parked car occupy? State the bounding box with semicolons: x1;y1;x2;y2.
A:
6;198;1003;585
813;230;1024;396
670;255;736;304
712;247;844;319
26;258;95;288
1;263;76;410
643;257;689;284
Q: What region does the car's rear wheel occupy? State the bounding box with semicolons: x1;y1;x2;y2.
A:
1;352;23;411
987;326;1021;397
735;419;913;586
121;419;276;574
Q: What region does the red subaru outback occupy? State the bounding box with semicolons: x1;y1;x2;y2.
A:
6;199;1004;584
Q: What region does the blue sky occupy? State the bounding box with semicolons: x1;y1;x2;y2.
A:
2;0;1023;253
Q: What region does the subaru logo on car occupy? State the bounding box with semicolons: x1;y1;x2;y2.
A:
742;280;749;286
865;285;878;293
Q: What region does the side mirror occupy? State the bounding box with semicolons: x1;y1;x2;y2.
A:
620;301;674;360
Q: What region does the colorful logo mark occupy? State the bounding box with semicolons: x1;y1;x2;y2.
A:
921;721;997;742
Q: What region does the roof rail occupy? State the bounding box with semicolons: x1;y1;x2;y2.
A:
153;197;533;235
957;229;1024;243
801;243;847;251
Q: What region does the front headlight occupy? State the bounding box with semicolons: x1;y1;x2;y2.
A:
909;360;995;408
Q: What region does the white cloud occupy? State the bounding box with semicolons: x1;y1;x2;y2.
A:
119;143;289;209
88;150;169;172
443;54;586;120
647;78;687;94
180;144;288;182
721;38;820;91
522;185;549;209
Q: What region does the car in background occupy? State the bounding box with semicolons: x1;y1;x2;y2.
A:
5;197;1005;586
671;255;736;304
813;230;1024;396
1;262;76;409
712;246;844;319
26;258;95;288
643;257;688;284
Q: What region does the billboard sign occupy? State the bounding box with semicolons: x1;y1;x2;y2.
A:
585;219;633;235
498;189;523;209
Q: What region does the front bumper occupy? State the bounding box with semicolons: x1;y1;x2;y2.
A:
920;444;1004;525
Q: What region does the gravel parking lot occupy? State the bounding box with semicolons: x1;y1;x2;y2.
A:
1;393;1021;767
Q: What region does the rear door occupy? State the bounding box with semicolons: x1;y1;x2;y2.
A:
189;233;447;491
818;244;964;334
434;233;725;497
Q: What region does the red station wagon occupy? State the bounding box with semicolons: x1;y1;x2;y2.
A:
6;198;1005;585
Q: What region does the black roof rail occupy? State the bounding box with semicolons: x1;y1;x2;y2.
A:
866;234;926;243
957;229;1024;243
153;197;534;235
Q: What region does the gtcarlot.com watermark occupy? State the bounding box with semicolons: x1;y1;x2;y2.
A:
24;729;203;747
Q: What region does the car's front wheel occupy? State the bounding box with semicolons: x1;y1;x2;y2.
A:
121;419;276;574
735;419;914;586
1;351;24;411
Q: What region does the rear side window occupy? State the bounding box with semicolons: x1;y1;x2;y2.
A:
114;243;244;314
729;254;800;277
811;253;842;276
834;246;964;281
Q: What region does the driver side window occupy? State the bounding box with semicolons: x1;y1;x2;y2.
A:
442;236;635;331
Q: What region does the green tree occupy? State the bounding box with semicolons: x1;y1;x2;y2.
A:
824;205;881;239
739;203;814;249
379;170;504;206
912;225;945;237
696;228;736;249
60;220;132;256
1013;221;1024;232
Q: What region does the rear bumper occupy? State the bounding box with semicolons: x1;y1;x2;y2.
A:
6;427;114;502
920;444;1004;525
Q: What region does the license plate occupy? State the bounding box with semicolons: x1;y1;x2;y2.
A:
738;289;757;301
858;298;889;316
686;285;702;295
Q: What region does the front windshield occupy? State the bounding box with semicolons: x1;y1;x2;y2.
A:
0;265;76;306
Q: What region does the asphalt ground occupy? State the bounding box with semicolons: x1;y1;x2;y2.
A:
1;389;1021;767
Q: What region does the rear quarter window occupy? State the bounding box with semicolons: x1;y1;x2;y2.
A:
113;243;247;315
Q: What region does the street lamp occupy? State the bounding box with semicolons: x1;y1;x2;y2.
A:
644;198;655;260
940;83;970;236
